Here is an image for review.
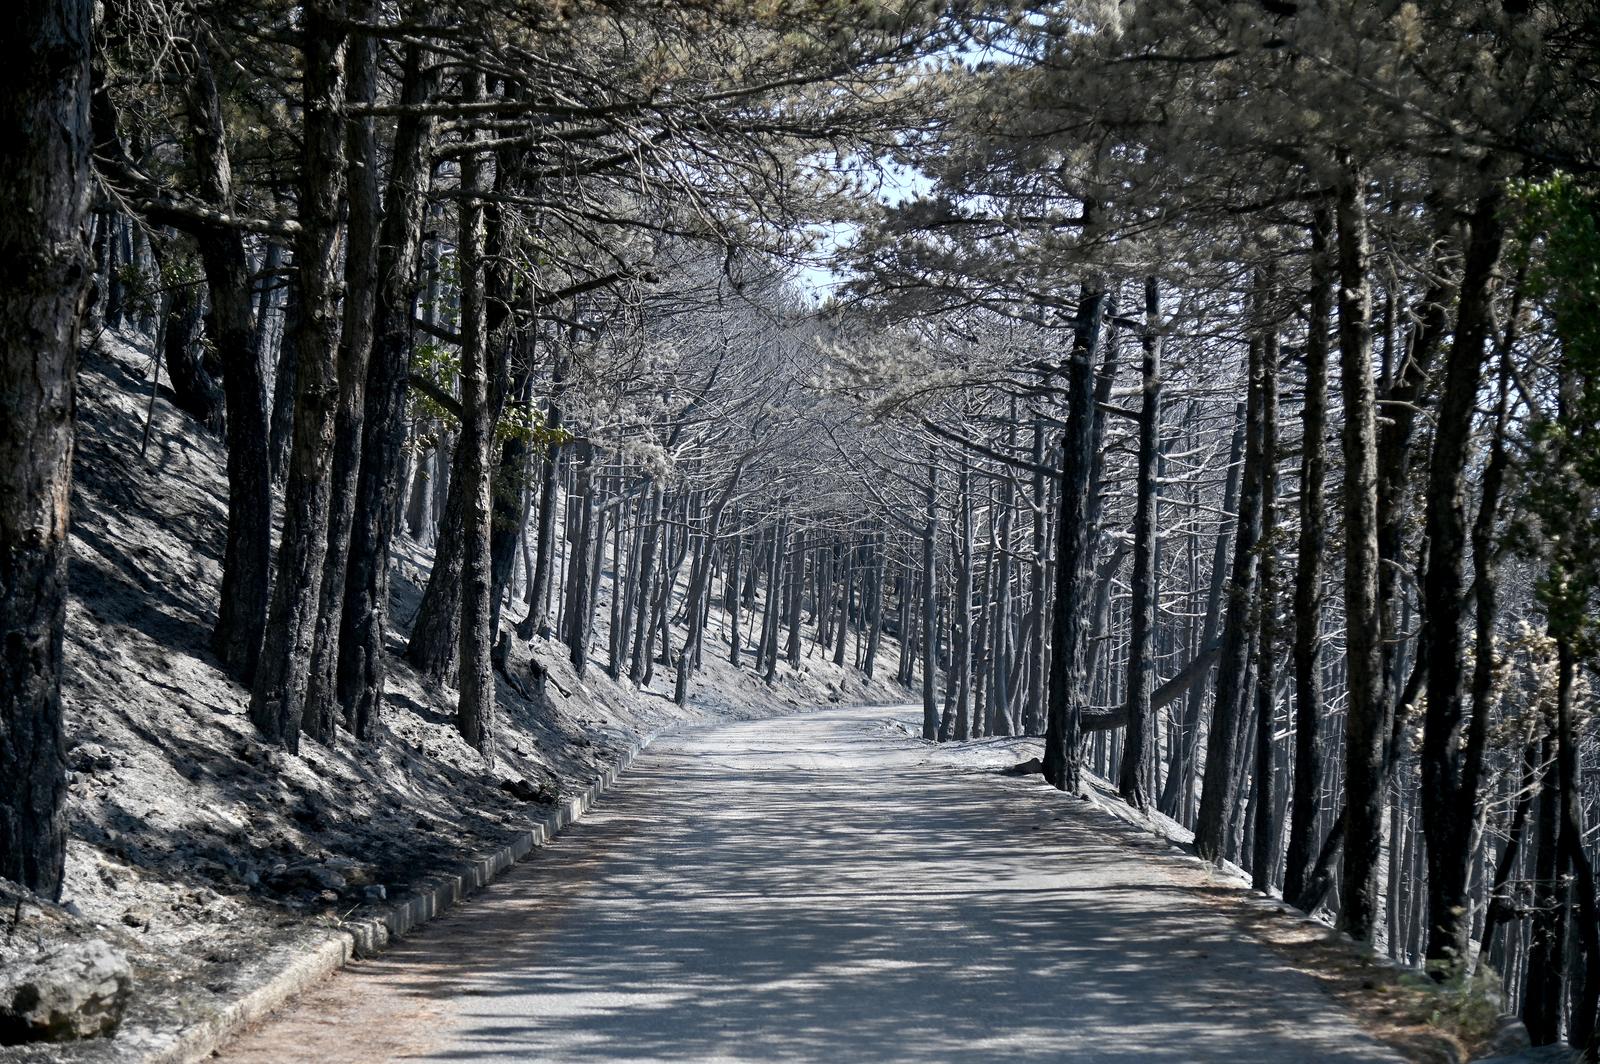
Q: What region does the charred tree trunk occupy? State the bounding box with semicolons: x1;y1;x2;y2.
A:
921;461;940;740
1042;277;1106;793
180;36;272;685
455;103;494;758
1334;162;1386;941
0;0;93;901
304;16;379;743
268;285;299;485
1119;277;1162;809
1522;729;1566;1046
565;440;597;677
518;345;571;641
1195;329;1265;863
628;483;662;685
1250;286;1280;892
1285;205;1333;908
1420;195;1504;970
161;278;222;428
249;0;347;752
332;39;438;740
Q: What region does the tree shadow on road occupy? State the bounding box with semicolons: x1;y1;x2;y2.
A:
320;716;1420;1063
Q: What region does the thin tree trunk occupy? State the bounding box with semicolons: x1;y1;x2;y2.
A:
178;35;272;684
333;38;439;739
1250;282;1280;892
1194;351;1265;862
1285;204;1333;907
1120;277;1162;808
1334;160;1386;940
921;461;940;739
304;12;379;742
1522;730;1565;1046
1555;638;1600;1050
455;89;494;757
628;483;662;685
249;1;347;752
566;440;597;676
1042;276;1106;792
1420;194;1505;969
516;344;570;641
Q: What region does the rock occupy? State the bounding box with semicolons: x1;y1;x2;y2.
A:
500;777;553;803
0;940;132;1044
291;798;330;831
264;860;346;894
362;884;387;903
1489;1015;1531;1054
322;856;370;885
120;908;151;930
1000;758;1045;777
69;744;114;774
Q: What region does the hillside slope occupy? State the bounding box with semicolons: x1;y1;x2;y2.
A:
1;330;912;1060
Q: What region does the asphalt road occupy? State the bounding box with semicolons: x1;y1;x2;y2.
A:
216;704;1406;1063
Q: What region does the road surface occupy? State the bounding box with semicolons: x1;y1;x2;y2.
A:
217;704;1406;1063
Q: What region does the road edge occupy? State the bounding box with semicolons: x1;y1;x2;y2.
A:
138;734;653;1064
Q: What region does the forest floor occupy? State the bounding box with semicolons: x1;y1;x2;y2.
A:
216;704;1426;1064
0;331;910;1064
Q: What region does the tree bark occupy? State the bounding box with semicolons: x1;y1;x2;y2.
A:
178;35;272;684
1284;205;1333;907
455;96;494;758
1419;194;1506;970
1554;638;1600;1050
1119;277;1162;809
1194;336;1264;863
1042;278;1106;793
1250;282;1280;892
334;38;439;739
921;460;940;739
305;12;379;743
1334;161;1386;940
249;0;347;752
565;440;597;676
517;344;570;641
0;0;93;900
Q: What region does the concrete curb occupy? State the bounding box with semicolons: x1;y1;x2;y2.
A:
110;698;908;1064
138;734;654;1064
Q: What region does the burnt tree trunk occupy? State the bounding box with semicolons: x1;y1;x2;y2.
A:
182;36;272;684
1284;205;1333;908
1250;282;1280;892
517;345;571;641
304;15;379;743
1119;277;1162;809
1420;195;1504;969
1041;277;1106;793
455;100;494;758
1334;161;1386;941
249;0;347;752
1194;329;1265;863
0;0;93;901
333;40;437;739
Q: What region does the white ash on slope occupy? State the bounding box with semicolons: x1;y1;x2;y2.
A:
1;329;912;1062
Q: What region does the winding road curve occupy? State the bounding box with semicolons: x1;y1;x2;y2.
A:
217;704;1405;1063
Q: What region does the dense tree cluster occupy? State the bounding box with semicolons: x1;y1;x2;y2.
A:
824;0;1600;1051
2;0;1598;1055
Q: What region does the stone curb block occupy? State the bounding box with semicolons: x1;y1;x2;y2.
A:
138;736;652;1064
